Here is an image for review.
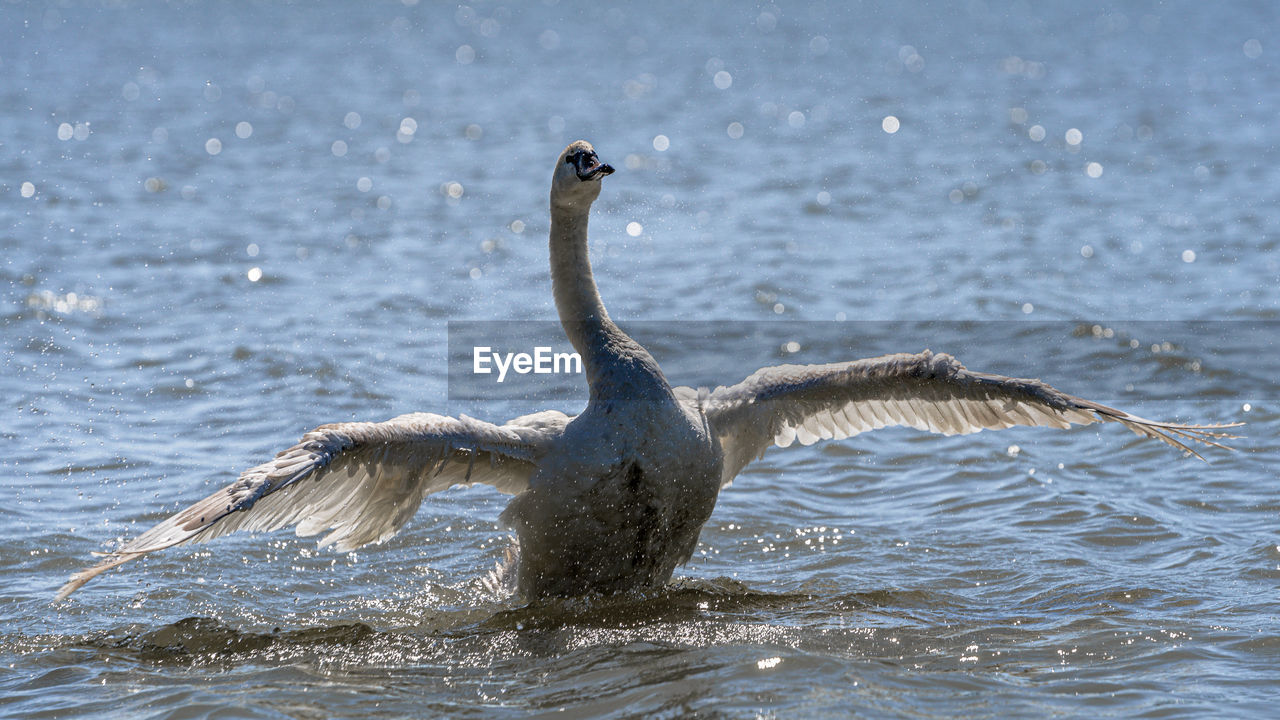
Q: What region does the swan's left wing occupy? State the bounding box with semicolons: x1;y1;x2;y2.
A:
700;350;1239;487
56;410;571;600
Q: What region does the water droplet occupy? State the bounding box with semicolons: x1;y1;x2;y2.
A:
713;71;732;89
456;44;475;64
626;222;643;237
356;177;373;192
331;140;348;157
1021;302;1034;314
343;111;362;130
20;182;34;198
235;121;253;139
205;138;222;155
726;121;744;139
1028;125;1045;142
787;111;805;128
1065;128;1083;146
652;134;670;152
1085;161;1103;178
881;115;900;134
1244;38;1262;59
1181;249;1196;263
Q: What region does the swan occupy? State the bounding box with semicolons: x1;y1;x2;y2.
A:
56;140;1239;602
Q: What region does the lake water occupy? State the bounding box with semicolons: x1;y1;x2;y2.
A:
3;1;1278;717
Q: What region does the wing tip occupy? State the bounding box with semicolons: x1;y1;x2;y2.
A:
53;551;145;602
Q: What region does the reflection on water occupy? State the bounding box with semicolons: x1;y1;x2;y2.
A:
3;0;1278;717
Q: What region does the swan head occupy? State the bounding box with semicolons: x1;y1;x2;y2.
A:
551;140;614;211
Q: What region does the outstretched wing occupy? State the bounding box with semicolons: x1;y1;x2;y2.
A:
56;410;571;600
701;350;1239;487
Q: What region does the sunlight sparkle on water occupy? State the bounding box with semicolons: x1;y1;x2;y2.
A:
713;71;732;89
652;135;670;152
882;115;900;134
727;122;744;139
398;117;418;144
626;222;643;237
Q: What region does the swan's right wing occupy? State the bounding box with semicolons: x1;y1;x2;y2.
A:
56;410;572;600
702;350;1239;487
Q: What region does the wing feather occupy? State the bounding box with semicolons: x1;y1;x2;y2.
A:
56;410;571;600
701;350;1239;487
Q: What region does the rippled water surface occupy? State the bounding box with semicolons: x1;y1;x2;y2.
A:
3;2;1279;717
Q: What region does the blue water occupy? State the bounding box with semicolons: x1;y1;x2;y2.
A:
3;2;1278;717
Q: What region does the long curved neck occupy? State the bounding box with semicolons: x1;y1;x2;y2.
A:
550;205;623;376
550;203;664;396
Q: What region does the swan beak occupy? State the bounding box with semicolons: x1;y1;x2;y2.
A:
575;154;615;181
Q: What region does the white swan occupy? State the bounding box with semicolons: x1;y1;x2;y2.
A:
56;140;1239;602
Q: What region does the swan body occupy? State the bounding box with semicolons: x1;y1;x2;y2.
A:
56;141;1238;602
